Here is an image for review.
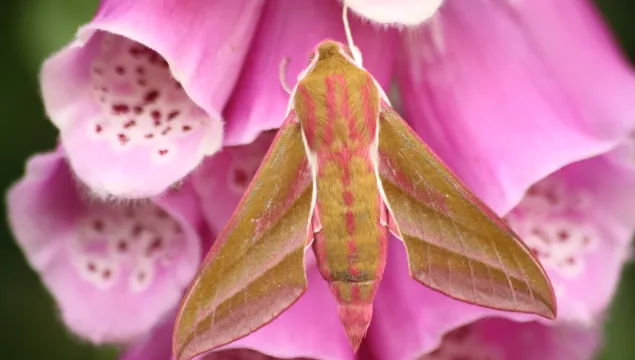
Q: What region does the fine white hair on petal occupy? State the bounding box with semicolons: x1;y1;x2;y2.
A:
344;0;444;26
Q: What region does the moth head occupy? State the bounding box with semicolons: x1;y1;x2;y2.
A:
297;40;360;82
313;40;358;65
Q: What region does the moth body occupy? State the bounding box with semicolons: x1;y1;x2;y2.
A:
293;42;387;349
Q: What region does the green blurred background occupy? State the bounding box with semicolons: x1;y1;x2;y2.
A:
1;0;634;359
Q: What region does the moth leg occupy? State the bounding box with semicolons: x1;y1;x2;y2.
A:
278;57;292;95
307;205;322;247
380;197;400;240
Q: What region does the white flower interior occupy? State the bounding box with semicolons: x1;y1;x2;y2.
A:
89;33;207;161
506;179;598;278
70;202;184;292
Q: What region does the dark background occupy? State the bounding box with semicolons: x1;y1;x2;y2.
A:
1;1;634;359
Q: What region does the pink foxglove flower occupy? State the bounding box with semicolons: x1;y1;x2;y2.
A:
6;149;203;344
415;318;601;360
40;0;266;198
397;0;635;214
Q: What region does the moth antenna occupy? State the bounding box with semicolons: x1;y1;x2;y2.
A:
279;57;292;95
342;4;363;66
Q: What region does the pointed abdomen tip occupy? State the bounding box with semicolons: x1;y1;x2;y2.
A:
337;303;373;351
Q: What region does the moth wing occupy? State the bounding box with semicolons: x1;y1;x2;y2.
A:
377;102;556;319
173;112;314;360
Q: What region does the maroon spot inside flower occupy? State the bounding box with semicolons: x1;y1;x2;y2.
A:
87;262;97;272
137;271;146;282
102;269;112;279
144;90;160;103
557;230;569;242
446;326;470;342
167;111;180;121
151;111;161;125
161;127;172;136
182;125;191;132
93;220;104;232
123;120;136;129
158;149;169;156
112;104;130;115
149;53;160;64
233;169;249;187
146;237;163;256
115;65;125;75
144;133;154;139
118;133;129;145
136;66;145;75
133;106;143;115
129;47;142;57
131;224;144;237
95;124;103;134
565;257;576;265
117;240;128;252
545;191;559;205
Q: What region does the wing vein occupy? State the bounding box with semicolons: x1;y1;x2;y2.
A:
507;242;536;302
413;138;518;305
440;194;478;303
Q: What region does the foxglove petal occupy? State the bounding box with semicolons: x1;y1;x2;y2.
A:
511;0;635;140
417;318;600;360
223;0;397;145
505;154;635;324
40;0;265;198
121;317;313;360
191;132;275;235
344;0;444;26
7;149;203;344
397;0;635;214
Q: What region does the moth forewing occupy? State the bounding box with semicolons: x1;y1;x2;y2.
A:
172;110;314;360
375;103;557;320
